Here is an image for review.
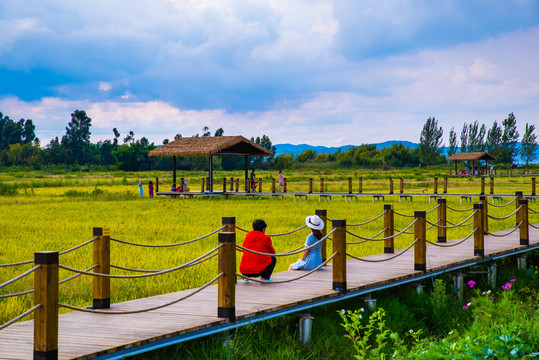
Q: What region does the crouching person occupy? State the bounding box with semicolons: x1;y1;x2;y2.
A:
239;219;276;282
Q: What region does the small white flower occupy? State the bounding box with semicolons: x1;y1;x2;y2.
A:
467;302;471;307
487;290;491;294
409;329;414;333
359;315;362;320
360;307;365;312
340;309;345;314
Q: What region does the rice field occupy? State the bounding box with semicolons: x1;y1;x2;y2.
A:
0;170;537;325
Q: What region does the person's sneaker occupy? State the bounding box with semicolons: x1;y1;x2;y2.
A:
241;279;249;284
263;279;273;282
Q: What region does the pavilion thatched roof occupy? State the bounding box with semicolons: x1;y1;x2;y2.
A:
446;152;496;161
148;135;274;157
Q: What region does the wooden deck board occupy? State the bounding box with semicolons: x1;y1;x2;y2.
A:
0;224;538;360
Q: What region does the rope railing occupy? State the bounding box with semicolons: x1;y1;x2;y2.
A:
426;219;440;230
59;274;222;315
0;265;41;290
0;259;33;268
0;265;98;299
236;253;337;284
235;224;307;236
530;223;539;230
236;228;337;257
110;226;226;248
347;211;387;226
58;246;221;279
486;223;522;237
0;305;41;331
425;204;440;214
426;228;477;247
484;206;522;221
346;238;419;263
346;219;418;242
393;228;414;235
488;197;516;208
446;205;474;213
529;207;539;214
347;228;387;245
393;211;415;218
425;211;477;229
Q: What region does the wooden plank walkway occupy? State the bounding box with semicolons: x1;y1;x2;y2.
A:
1;225;538;360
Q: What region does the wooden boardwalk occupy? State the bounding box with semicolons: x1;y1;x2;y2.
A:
1;225;538;360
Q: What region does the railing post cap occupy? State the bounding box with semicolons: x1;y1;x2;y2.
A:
35;251;59;265
479;195;486;200
218;232;236;242
222;217;236;224
93;227;103;236
315;209;327;216
414;211;426;218
516;191;523;196
519;199;528;205
384;204;393;210
437;198;446;204
332;219;346;227
474;203;483;209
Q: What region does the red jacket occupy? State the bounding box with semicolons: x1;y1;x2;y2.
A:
239;230;275;274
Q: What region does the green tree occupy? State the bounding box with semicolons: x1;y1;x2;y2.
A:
214;128;224;137
520;123;537;166
499;112;519;164
467;120;486;152
485;120;502;158
447;127;458;157
61;110;92;164
418;116;443;166
460;123;469;153
296;148;317;163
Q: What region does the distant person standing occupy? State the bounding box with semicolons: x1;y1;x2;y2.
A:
138;179;143;197
250;169;256;191
148;181;154;197
278;169;284;192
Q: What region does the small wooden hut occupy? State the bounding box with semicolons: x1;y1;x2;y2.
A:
148;136;273;192
446;151;496;175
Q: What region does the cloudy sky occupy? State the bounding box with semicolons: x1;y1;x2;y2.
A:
1;1;538;147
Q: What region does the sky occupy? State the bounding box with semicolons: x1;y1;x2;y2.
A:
1;0;539;147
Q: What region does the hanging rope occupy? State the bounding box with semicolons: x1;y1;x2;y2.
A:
0;265;41;290
484;206;522;221
346;239;419;262
425;211;477;229
347;211;387;226
236;226;249;233
345;219;418;242
530;223;539;229
346;228;388;242
59;246;221;279
425;204;440;214
486;223;522;237
446;205;474;213
347;228;387;245
236;253;337;284
59;274;222;314
266;225;307;237
394;211;415;218
110;226;225;248
426;228;477;247
0;259;33;268
528;207;539;214
488;197;516;208
59;237;97;255
0;305;41;331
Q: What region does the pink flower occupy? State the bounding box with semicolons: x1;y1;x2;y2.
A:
502;283;511;290
473;298;476;301
510;279;516;282
462;306;468;309
489;296;494;300
468;280;475;288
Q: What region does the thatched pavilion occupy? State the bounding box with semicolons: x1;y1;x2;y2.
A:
148;136;273;192
447;151;496;175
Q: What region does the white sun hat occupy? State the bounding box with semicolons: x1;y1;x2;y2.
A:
305;215;324;230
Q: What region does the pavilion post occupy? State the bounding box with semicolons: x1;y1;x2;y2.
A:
172;156;177;189
490;177;494;194
208;155;213;192
155;177;159;193
244;156;249;192
230;177;234;192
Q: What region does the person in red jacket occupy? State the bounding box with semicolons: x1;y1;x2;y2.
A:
239;219;276;282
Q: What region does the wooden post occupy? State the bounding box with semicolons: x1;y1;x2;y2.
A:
217;232;236;319
180;178;184;192
389;179;394;194
172;156;177;189
433;178;438;194
437;198;446;243
308;178;313;194
316;210;327;262
480;195;488;234
384;204;394;253
222;216;235;234
518;199;529;246
272;178;276;193
246;178;250;193
348;178;352;194
258;177;262;193
201;178;205;193
92;227;110;309
532;178;536;196
34;251;59;360
206;177;210;192
332;219;346;292
480;177;485;195
358;178;363;193
516;191;523;227
235;178;239;192
443;177;448;194
414;211;426;271
222;178;226;193
400;178;404;194
490;177;494;195
155;177;159;193
473;203;484;257
320;178;324;193
229;177;233;192
284;178;287;193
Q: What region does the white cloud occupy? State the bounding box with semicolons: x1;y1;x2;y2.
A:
99;82;112;92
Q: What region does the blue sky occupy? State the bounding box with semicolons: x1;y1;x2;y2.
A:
1;0;539;147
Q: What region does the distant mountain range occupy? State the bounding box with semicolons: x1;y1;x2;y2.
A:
274;140;419;156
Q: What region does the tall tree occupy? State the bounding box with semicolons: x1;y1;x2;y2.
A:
499;112;519;164
418;116;443;166
467;120;486;152
447;127;458;157
520;123;538;166
460;123;469;153
214;128;224;137
61;110;92;164
123;130;135;145
485;120;502;158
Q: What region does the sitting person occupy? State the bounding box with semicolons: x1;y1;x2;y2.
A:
288;215;324;271
239;219;276;282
